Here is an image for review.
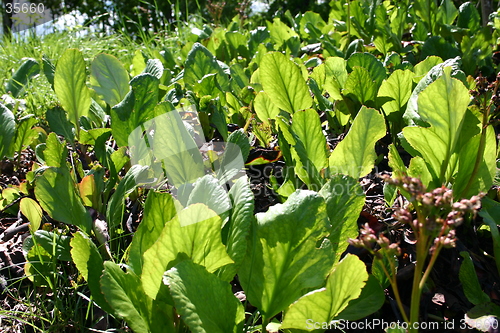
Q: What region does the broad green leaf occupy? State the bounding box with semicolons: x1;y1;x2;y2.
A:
70;232;112;313
35;167;92;233
187;175;232;219
12;116;37;155
260;52;312;114
184;43;229;92
165;260;245;333
281;254;368;330
403;67;470;184
5;58;40;98
46;107;75;143
343;67;378;105
413;56;443;79
54;49;91;134
217;176;254;281
239;190;333;319
378;69;414;116
42;133;67;168
292;109;328;175
142;59;163;80
78;174;98;209
479;197;500;277
106;165;149;231
405;57;465;126
225;129;250;162
110;73;159;147
323;57;348;100
422;36;460;60
141;204;233;300
457;2;481;32
131;50;146;77
20;198;42;232
277;115;322;188
319;175;365;262
453;126;496;199
336;274;385;321
0;103;15;158
347;52;386;86
101;261;175;333
329;107;386;179
437;0;458;25
269;18;299;49
128;191;179;276
24;243;53;287
129;104;205;188
459;251;490;305
254;92;280;124
32;230;71;261
91;53;130;107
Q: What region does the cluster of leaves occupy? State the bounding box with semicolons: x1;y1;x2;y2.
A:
0;1;500;332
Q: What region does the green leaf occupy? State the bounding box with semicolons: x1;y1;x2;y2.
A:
106;165;149;231
319;175;365;262
479;197;500;277
217;176;254;282
46;107;75;143
20;197;42;232
405;57;465;126
54;49;91;134
347;52;386;86
184;43;229;92
128;191;179;276
12;116;37;155
101;261;175;333
281;254;368;330
336;274;385;321
110;73;159;147
225;129;250;162
260;52;312;113
42;133;67;168
35;167;92;233
142;59;164;80
187;175;232;219
378;69;414;116
71;232;112;313
91;53;130;107
459;251;490;305
239;190;333;319
165;260;245;333
5;58;40;98
141;204;233;300
254;92;280;124
292;109;328;176
0;103;15;159
422;36;460;60
32;230;71;261
129;104;205;188
343;67;378;105
329;107;386;179
457;2;481;32
323;57;348;100
403;67;470;185
453;125;496;199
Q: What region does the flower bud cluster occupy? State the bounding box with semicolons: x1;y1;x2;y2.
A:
386;176;484;252
348;223;401;259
